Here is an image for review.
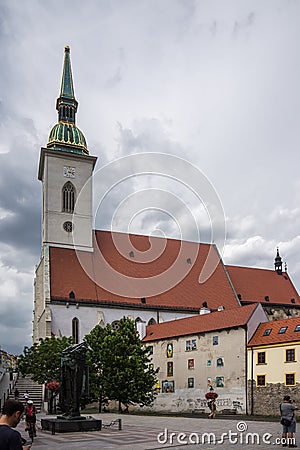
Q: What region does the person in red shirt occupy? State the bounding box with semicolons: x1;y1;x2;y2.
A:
24;400;37;437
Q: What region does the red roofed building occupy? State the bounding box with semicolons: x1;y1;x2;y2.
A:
35;231;243;342
143;303;264;343
33;47;300;380
142;304;267;414
49;232;239;312
227;259;300;321
248;317;300;415
34;48;244;344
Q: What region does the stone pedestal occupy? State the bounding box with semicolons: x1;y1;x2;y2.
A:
41;417;102;433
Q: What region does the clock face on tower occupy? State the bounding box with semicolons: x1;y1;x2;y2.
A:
63;221;73;233
63;166;76;178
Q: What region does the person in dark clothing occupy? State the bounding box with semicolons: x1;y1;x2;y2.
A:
0;399;31;449
24;400;37;437
208;398;217;419
280;395;298;448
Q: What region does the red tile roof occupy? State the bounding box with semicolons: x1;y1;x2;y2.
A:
248;316;300;347
143;304;259;342
49;230;239;311
226;265;300;306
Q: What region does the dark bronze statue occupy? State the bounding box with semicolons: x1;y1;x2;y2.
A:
59;343;87;418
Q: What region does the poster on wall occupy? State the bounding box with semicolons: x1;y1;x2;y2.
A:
166;343;173;358
213;336;218;345
162;380;175;393
188;359;194;369
147;346;153;355
167;361;173;377
216;376;224;387
216;357;224;367
188;377;194;388
185;339;197;351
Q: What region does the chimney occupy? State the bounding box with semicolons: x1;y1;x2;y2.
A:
200;302;211;315
199;308;211;315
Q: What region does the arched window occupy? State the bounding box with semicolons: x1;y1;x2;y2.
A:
148;318;156;326
72;317;79;344
62;182;75;213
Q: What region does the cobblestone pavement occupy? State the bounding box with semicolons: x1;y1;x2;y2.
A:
18;413;297;450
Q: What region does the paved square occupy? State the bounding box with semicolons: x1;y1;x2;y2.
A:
18;413;296;449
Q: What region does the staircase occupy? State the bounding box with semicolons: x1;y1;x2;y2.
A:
13;376;44;412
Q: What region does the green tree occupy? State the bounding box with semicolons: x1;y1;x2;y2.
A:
19;336;74;384
84;324;111;412
84;317;157;412
18;336;74;414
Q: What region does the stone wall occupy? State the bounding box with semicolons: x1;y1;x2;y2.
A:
141;388;246;414
263;305;300;321
125;388;246;414
248;380;300;416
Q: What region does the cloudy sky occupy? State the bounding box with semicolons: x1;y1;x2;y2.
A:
1;0;300;354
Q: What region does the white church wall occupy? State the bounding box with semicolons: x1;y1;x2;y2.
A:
33;256;46;343
50;303;196;341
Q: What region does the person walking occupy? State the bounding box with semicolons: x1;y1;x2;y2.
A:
208;398;217;419
280;395;298;448
0;398;31;449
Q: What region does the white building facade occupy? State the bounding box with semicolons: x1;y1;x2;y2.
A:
142;304;268;414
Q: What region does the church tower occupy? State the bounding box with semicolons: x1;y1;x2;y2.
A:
33;46;97;343
274;247;283;275
38;46;97;251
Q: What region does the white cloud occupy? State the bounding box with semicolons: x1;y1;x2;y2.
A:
1;0;300;352
0;256;33;354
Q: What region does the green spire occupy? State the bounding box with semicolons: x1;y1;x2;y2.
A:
47;46;88;155
56;45;78;124
60;45;75;98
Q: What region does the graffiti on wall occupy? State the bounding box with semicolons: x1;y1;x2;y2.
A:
194;397;244;409
232;400;243;410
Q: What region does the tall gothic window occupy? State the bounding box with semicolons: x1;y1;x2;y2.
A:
148;318;156;326
72;317;79;344
62;182;75;213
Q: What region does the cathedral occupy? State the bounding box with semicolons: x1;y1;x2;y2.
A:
33;47;300;346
